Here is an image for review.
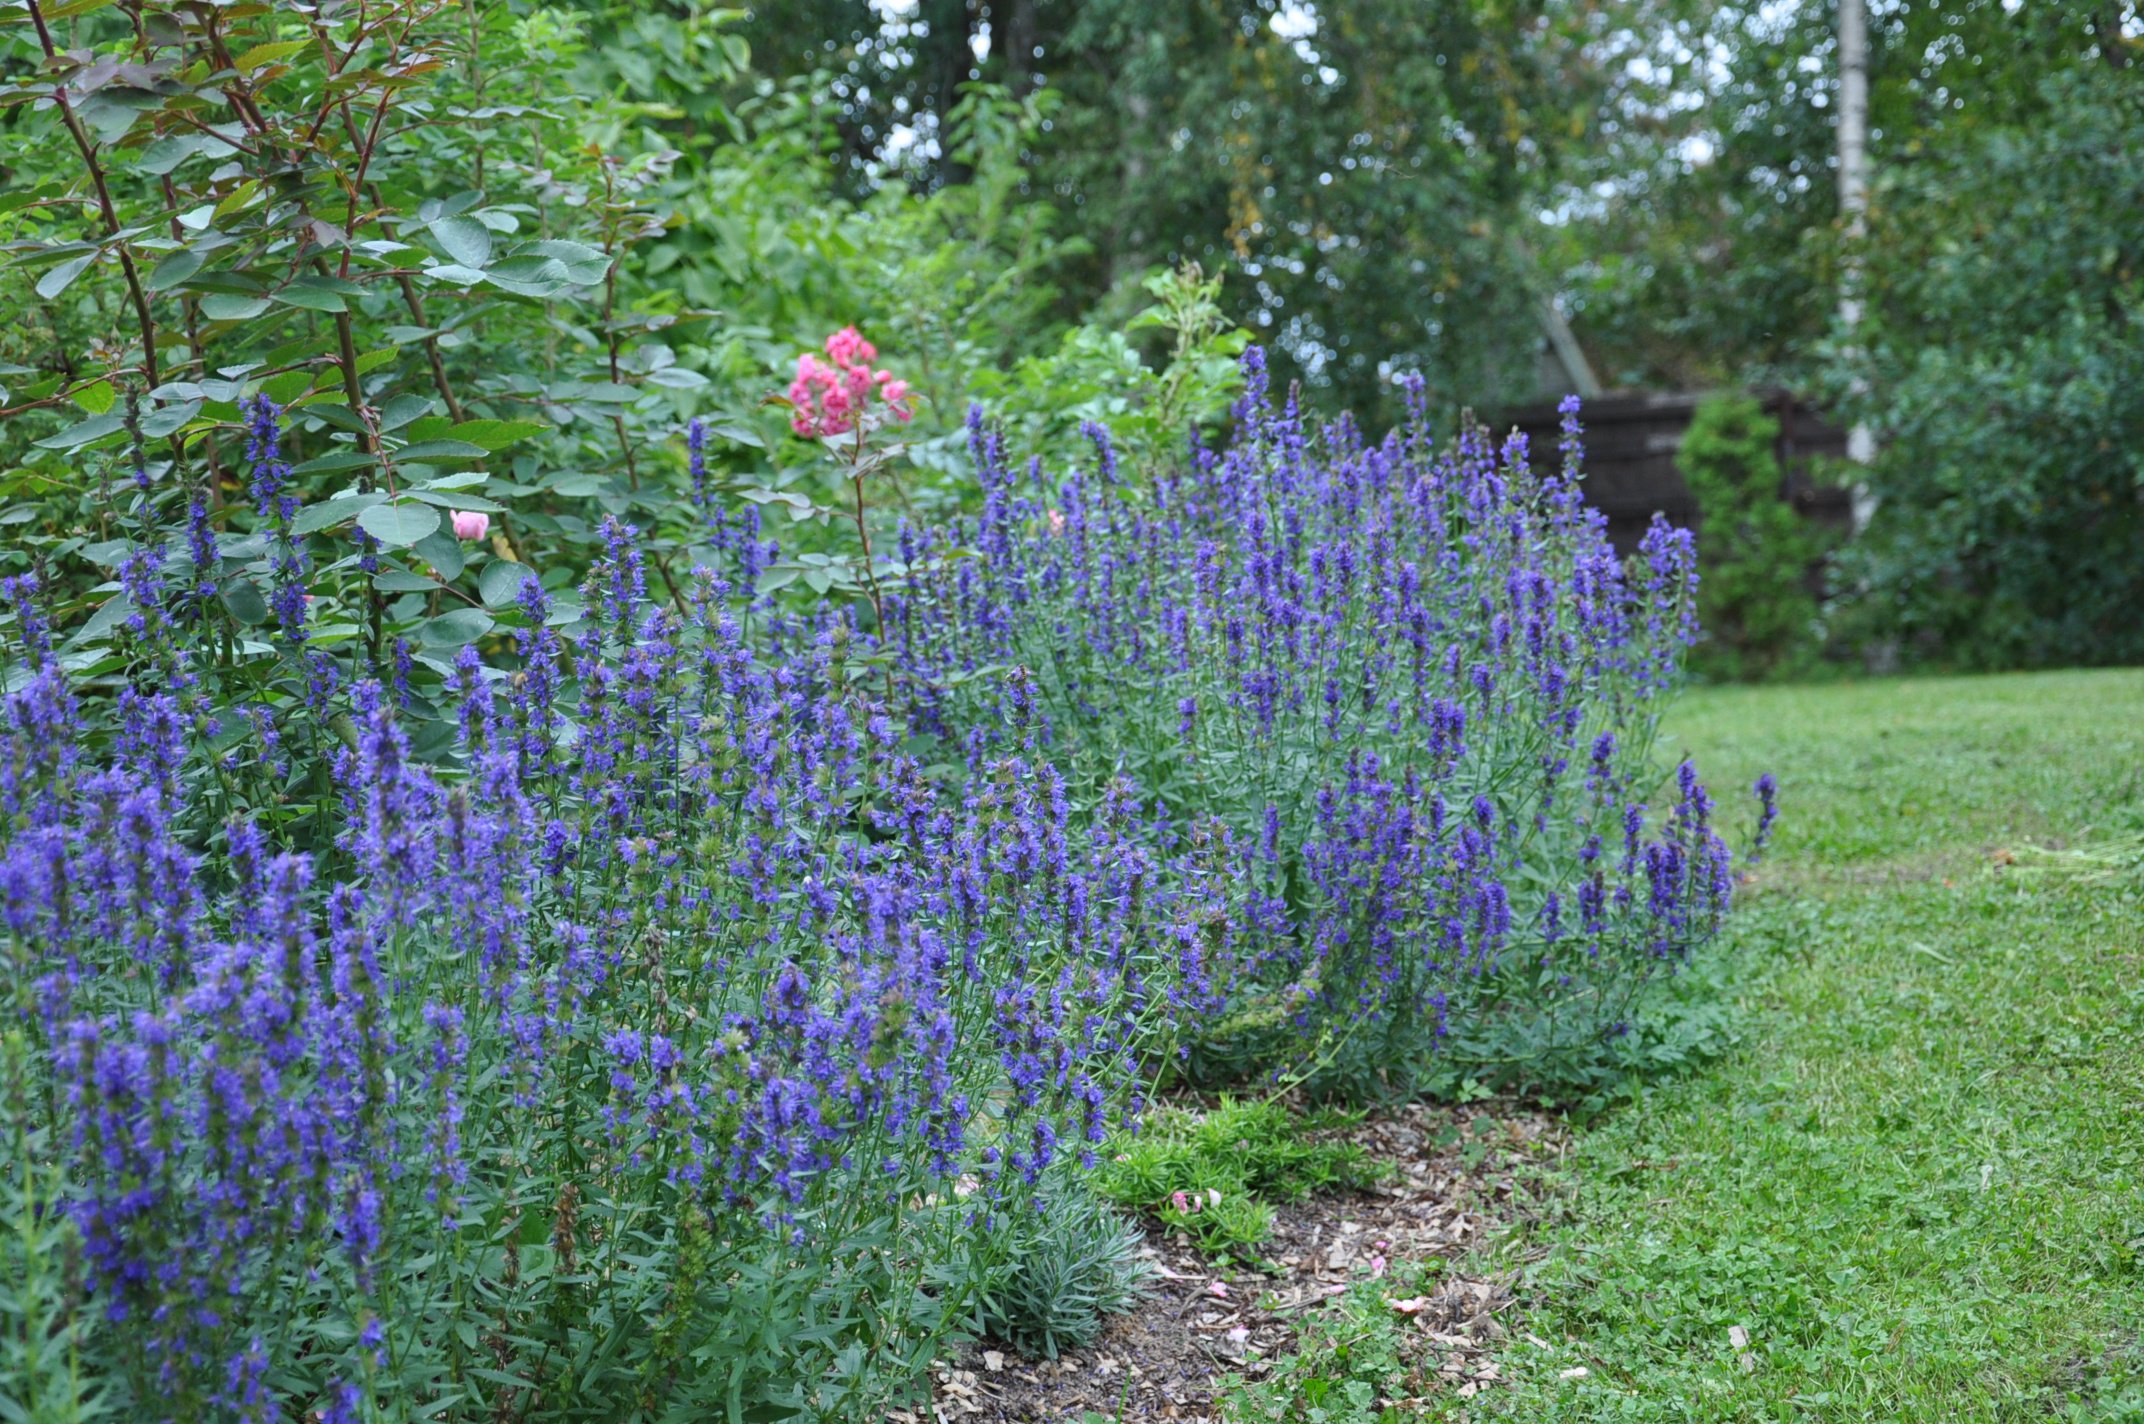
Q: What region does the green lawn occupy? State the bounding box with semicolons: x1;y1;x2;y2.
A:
1472;669;2144;1422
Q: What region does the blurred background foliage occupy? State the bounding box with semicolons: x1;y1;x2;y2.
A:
3;0;2138;674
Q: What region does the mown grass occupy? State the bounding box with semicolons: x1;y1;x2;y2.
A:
1479;669;2144;1421
1234;669;2144;1422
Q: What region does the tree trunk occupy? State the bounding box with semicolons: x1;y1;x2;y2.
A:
1838;0;1877;519
920;0;977;184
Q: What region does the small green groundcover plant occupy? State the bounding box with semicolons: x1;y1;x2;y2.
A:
1095;1097;1384;1264
941;1176;1154;1360
1221;1259;1450;1424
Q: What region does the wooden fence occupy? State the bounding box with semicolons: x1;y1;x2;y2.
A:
1495;391;1853;553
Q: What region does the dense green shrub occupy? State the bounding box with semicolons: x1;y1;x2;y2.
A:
1677;392;1828;681
0;0;1247;829
1831;65;2144;668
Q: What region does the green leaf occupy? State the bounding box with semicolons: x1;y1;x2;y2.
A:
522;239;611;286
482;256;574;299
379;394;433;432
447;419;549;451
271;283;347;314
479;560;535;607
420;608;495;648
413;471;490;495
396;440;490;463
35;253;96;301
292;452;379;476
305;405;370;436
221;579;269;626
136;134;209;177
698;421;765;450
261;370;314;405
235;38;310;72
356;503;445;548
40;0;117;23
555;381;640;404
75;89;158;145
140;399;202;438
201;294;272;321
290;492;385;536
212;180;262;221
416;472;489;491
33;414;123;450
71;380;116;416
371;571;439;593
426;214;493;269
147;249;204;292
407;490;502;512
415;529;466;581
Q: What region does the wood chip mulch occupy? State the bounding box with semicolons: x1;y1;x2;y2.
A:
886;1103;1563;1423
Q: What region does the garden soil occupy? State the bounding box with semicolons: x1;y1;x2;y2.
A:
886;1103;1560;1422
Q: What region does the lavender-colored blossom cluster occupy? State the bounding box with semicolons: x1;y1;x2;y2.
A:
0;452;1230;1417
0;357;1761;1418
894;355;1738;1092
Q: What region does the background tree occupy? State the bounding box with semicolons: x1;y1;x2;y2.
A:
1829;56;2144;667
729;0;1610;419
1547;0;2124;391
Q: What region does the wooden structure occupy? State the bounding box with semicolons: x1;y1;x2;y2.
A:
1495;391;1852;553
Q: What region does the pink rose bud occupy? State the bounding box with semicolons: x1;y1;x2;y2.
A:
451;510;491;542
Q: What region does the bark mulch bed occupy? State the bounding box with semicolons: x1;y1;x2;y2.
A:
888;1103;1563;1423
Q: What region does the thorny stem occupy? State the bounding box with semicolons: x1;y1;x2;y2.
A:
845;434;896;699
599;160;641;492
849;462;886;638
464;0;488;189
27;0;162;389
159;177;229;499
312;20;469;423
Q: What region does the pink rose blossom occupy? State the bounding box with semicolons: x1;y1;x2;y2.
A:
785;328;916;437
823;325;877;368
451;510;491;542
